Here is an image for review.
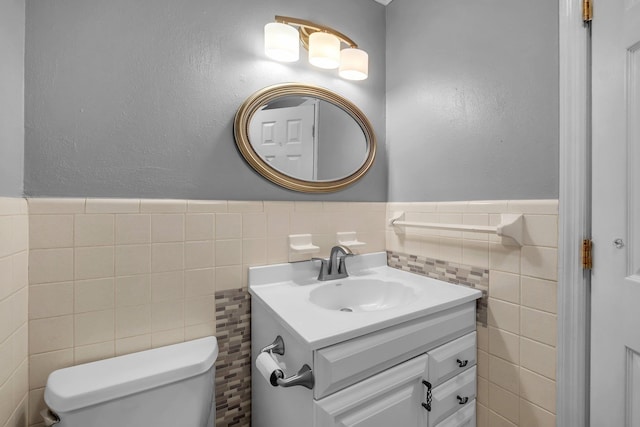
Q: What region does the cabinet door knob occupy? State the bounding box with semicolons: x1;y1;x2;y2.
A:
456;358;468;367
457;395;469;404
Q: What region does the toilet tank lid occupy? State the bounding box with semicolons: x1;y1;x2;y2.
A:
44;336;218;413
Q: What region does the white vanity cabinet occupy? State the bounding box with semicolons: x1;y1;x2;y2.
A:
249;253;482;427
313;323;477;427
315;360;476;427
252;299;479;427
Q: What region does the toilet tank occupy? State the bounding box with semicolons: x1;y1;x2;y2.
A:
44;336;218;427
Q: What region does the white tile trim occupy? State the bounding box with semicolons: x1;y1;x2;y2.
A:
85;198;140;213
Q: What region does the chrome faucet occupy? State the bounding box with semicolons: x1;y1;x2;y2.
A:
314;245;354;281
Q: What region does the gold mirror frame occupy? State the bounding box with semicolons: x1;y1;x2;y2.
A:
233;83;377;193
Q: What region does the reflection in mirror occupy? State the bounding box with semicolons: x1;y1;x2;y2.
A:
234;83;376;193
248;96;368;182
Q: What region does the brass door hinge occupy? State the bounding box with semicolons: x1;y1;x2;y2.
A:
583;0;593;22
582;239;593;270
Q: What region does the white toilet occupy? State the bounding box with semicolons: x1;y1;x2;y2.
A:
43;336;218;427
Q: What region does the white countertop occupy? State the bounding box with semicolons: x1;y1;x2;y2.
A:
249;252;482;350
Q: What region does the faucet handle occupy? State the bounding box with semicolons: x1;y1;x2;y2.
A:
311;257;328;268
337;255;351;275
312;257;329;281
311;257;328;269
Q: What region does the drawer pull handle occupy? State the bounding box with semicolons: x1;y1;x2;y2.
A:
457;395;469;405
421;380;432;412
456;358;469;367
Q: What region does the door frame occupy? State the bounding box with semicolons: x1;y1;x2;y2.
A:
557;0;590;425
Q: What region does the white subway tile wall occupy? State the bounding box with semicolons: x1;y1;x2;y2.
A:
22;198;557;427
0;198;29;427
387;200;558;427
25;198;386;427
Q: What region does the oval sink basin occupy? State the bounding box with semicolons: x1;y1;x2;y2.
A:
309;279;418;312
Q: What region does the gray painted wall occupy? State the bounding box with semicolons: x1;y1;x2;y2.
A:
386;0;559;201
0;0;25;197
25;0;387;201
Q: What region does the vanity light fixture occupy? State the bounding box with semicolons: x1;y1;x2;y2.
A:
264;15;369;81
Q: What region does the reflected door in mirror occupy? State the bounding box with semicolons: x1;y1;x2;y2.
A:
249;103;317;181
249;97;368;182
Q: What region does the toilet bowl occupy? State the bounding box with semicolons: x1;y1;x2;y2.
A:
43;336;218;427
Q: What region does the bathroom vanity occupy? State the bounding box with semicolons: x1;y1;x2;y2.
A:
249;252;482;427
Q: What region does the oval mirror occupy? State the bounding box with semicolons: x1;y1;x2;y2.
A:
234;83;376;193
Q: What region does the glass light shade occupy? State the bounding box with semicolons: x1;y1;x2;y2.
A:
308;32;340;69
264;22;299;62
339;48;368;80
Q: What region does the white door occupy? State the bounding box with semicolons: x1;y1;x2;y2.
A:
591;0;640;424
249;104;316;181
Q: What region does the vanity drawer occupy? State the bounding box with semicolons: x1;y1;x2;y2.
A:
427;332;476;387
435;399;476;427
314;354;429;427
314;302;476;399
428;366;476;427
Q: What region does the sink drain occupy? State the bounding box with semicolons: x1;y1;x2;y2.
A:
339;307;353;313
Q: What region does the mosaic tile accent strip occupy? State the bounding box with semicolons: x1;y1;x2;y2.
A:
215;288;252;427
387;251;489;326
